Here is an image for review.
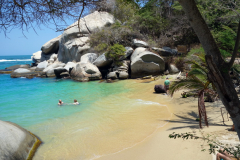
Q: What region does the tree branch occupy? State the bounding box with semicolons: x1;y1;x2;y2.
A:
228;20;240;69
78;1;86;35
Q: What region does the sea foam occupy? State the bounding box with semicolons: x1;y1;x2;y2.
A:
0;59;32;62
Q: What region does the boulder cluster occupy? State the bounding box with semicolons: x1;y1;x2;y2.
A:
1;11;181;81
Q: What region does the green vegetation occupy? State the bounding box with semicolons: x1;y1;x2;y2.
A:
90;0;239;57
105;43;126;66
89;21;143;52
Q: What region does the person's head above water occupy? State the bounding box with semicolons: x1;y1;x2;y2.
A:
58;99;63;105
74;99;77;102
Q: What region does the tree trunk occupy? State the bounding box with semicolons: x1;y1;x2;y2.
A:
178;0;240;140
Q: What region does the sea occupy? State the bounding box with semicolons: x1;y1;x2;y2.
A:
0;55;172;160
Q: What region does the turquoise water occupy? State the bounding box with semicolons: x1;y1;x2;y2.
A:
0;55;128;127
0;55;172;159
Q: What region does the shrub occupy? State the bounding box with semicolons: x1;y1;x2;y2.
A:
94;43;108;53
88;22;144;53
105;43;126;66
213;26;238;58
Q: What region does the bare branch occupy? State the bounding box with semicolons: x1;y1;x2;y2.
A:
228;20;240;68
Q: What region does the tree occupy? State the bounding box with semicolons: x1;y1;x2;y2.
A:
178;0;240;139
0;0;99;34
169;53;216;128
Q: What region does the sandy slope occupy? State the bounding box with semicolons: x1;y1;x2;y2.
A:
97;78;236;160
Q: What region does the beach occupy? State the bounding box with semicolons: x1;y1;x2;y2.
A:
0;56;237;160
97;78;237;160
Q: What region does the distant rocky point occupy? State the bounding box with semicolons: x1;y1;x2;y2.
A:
0;11;182;81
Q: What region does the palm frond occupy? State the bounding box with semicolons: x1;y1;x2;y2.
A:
194;52;206;65
187;60;208;74
169;75;205;96
188;68;207;78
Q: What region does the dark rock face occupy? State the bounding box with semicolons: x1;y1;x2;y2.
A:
6;64;30;70
152;47;179;56
54;68;68;79
154;85;166;93
60;72;70;79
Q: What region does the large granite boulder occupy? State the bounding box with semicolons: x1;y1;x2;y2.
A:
154;85;166;93
41;35;61;54
0;120;41;160
31;51;42;64
107;72;117;79
31;51;56;64
119;47;134;60
35;61;48;71
131;50;165;78
133;39;149;48
64;62;77;72
70;62;102;81
130;47;147;61
58;11;115;63
93;53;112;68
81;53;98;63
10;68;37;78
6;64;30;70
43;62;65;77
119;71;129;79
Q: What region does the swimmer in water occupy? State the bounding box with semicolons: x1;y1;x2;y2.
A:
58;99;63;105
73;99;79;105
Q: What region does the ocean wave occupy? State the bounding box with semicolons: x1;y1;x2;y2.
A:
0;59;32;62
136;99;166;105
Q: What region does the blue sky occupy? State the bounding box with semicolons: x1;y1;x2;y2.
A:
0;26;66;56
0;7;89;56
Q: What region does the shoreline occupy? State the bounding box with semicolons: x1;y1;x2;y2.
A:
1;71;237;160
31;78;173;160
97;79;236;160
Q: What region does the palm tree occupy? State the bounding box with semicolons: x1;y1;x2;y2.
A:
169;53;217;128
